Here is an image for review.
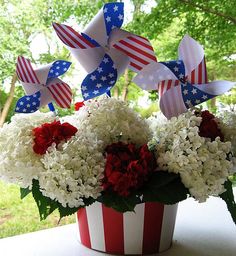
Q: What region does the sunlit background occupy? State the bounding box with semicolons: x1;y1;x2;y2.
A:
0;0;235;238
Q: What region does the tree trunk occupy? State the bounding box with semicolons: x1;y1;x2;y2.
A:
113;86;119;99
121;69;130;101
210;97;216;109
0;73;17;127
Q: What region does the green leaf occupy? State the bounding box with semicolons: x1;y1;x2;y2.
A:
97;191;140;213
220;179;236;225
142;171;189;204
58;197;94;220
58;205;79;221
20;187;31;199
31;179;58;221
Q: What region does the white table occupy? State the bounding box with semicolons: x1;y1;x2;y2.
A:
0;194;236;256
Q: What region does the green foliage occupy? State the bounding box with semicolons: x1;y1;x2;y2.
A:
220;179;236;225
20;187;31;199
134;102;159;118
1;0;235;122
127;0;236;107
29;179;95;221
141;171;189;204
98;192;140;212
0;181;74;238
218;88;236;111
98;171;189;213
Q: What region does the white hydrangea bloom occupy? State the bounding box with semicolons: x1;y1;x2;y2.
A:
153;111;234;202
0;112;55;188
39;133;105;208
147;111;168;137
71;97;152;147
217;110;236;156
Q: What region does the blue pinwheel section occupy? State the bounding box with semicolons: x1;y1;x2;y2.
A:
103;2;124;36
161;60;215;108
161;60;186;82
15;91;41;113
181;82;214;108
81;54;117;100
47;60;71;81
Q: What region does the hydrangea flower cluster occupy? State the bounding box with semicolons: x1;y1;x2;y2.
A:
217;110;236;156
0;112;55;188
71;97;152;148
151;111;234;202
38;97;152;208
1;98;235;222
39;133;105;208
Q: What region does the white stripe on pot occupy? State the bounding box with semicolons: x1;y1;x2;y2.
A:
86;202;105;251
124;203;145;254
159;204;178;252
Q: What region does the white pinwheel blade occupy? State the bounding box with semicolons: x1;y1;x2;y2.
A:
193;80;235;95
53;22;105;73
110;28;157;73
178;34;205;77
34;63;52;85
109;48;129;77
83;8;108;47
71;46;105;73
21;82;45;95
133;62;178;91
39;88;54;108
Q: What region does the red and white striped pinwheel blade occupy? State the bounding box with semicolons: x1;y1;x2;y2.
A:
47;78;72;109
53;22;96;49
113;34;157;73
178;35;207;84
16;56;40;84
188;57;208;84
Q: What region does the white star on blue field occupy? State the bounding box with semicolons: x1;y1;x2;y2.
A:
81;54;117;100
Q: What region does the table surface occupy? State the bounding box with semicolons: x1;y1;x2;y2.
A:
0;191;236;256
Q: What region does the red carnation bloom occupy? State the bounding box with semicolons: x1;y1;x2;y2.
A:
103;142;156;197
33;121;78;155
75;101;85;111
198;110;224;141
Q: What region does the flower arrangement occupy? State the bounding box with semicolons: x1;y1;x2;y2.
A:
0;97;235;224
0;4;235;244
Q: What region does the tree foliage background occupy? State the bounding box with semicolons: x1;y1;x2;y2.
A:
0;0;235;124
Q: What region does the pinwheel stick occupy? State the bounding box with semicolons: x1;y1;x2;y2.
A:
48;102;57;115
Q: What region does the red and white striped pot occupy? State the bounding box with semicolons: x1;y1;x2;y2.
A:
76;202;178;255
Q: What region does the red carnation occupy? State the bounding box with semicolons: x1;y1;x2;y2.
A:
103;142;156;197
33;120;78;155
75;101;85;111
198;110;224;141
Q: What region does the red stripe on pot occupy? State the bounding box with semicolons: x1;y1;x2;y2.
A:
142;202;164;254
77;208;91;248
102;204;124;254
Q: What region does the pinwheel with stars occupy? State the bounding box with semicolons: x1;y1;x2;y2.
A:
53;2;156;100
15;56;72;113
133;35;235;119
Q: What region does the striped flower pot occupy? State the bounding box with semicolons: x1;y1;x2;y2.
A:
76;202;178;255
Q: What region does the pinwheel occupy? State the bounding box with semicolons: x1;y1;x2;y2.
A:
53;2;156;100
15;56;72;113
133;35;235;119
